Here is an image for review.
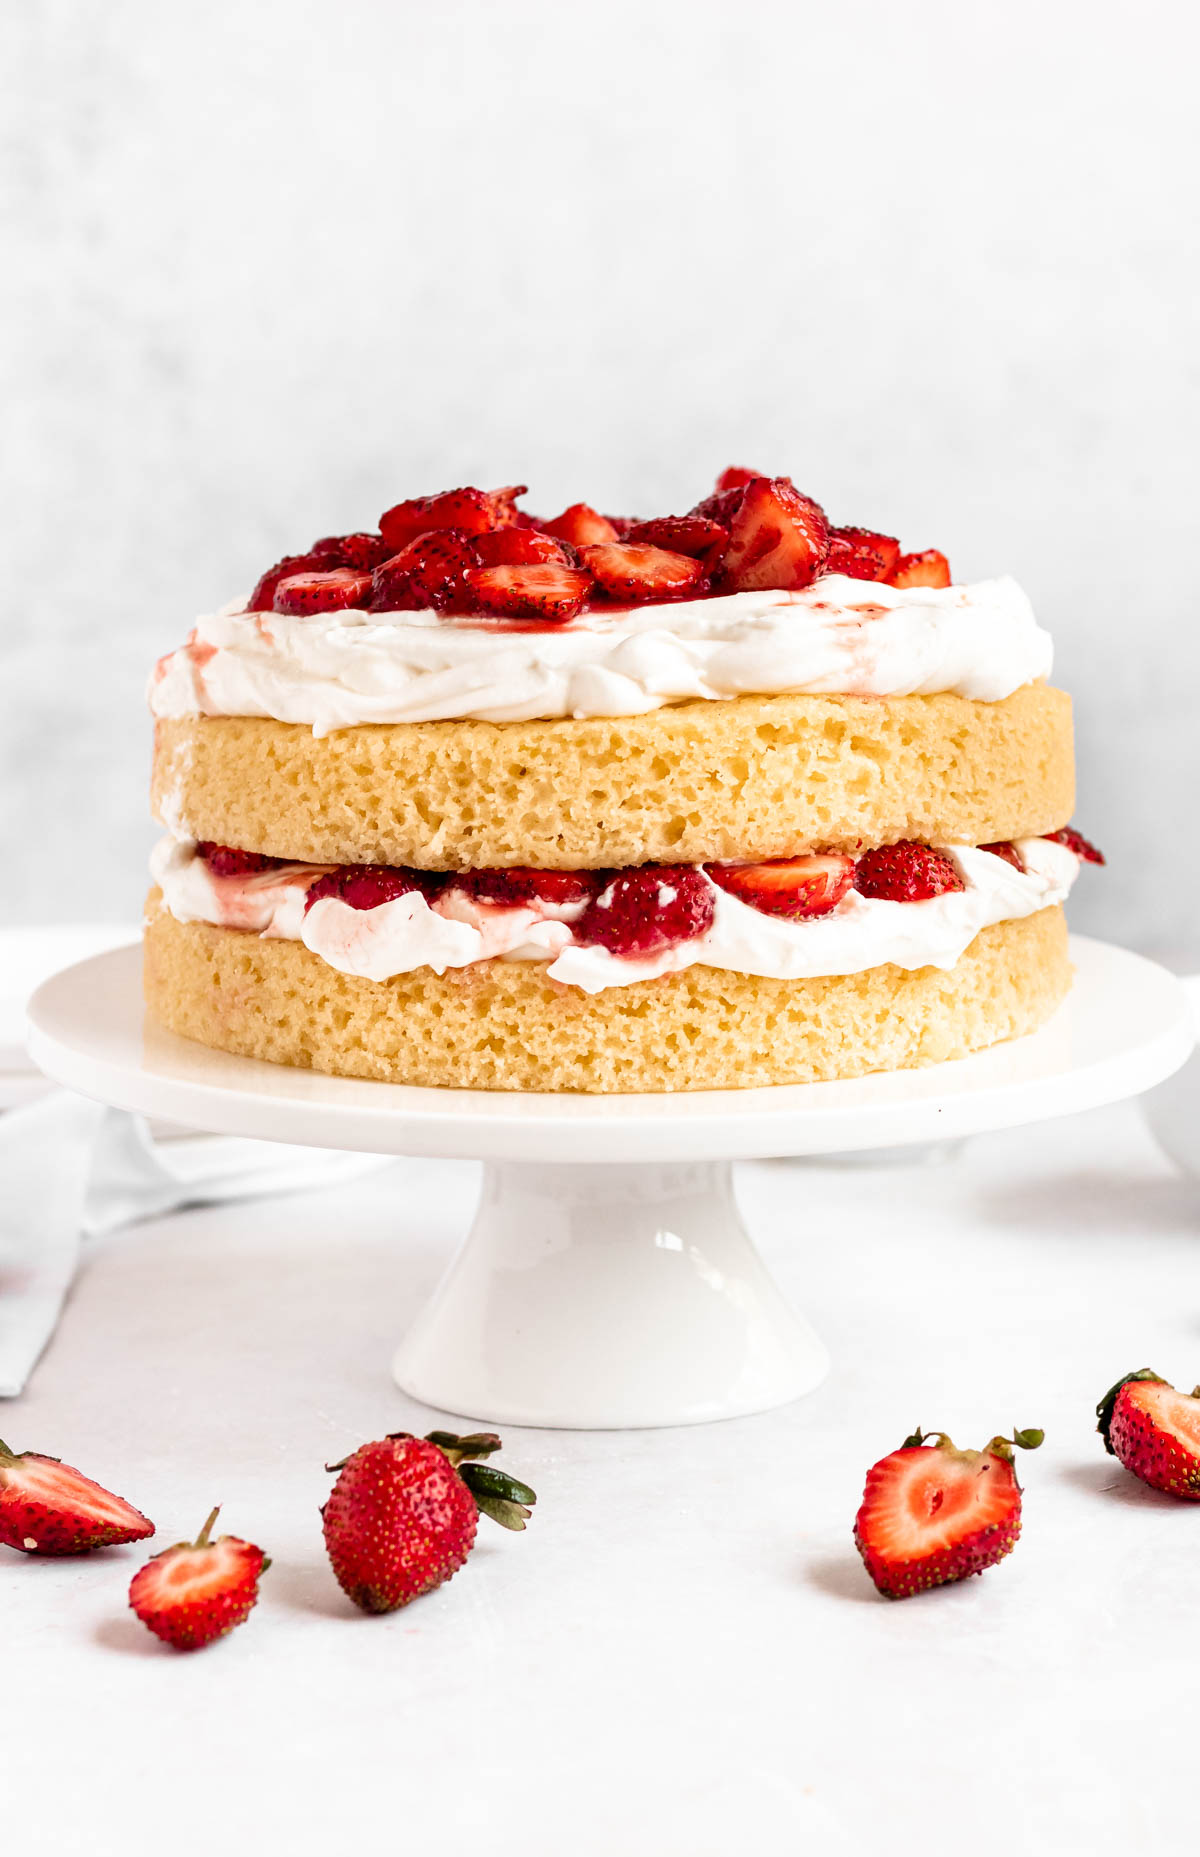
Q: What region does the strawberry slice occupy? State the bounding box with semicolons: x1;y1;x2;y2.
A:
718;477;830;592
1097;1371;1200;1498
854;1427;1042;1599
305;865;437;913
463;563;592;623
129;1507;268;1651
273;568;373;615
825;526;902;582
0;1440;154;1556
889;548;951;589
450;867;601;908
378;486;525;552
706;853;854;920
473;529;571;568
371;531;478;613
574;865;715;957
625;515;729;559
1043;826;1105;865
311;532;392;571
578;541;704;603
247;550;327;612
980;841;1025;871
197;842;282;877
714;466;761;493
541;504;620;547
853;842;964;902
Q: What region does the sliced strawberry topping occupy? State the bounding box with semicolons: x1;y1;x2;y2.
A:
718;477;830;593
473;529;572;568
247;550;327;612
707;854;855;920
981;841;1025;871
578;541;705;604
0;1441;154;1556
1043;827;1105;865
273;568;373;615
450;867;601;909
304;865;436;913
889;548;951;589
541;504;620;547
574;865;715;957
311;532;392;571
714;466;761;493
854;843;964;902
379;486;525;552
625;515;729;559
463;563;592;624
825;526;902;582
197;842;282;877
371;531;478;613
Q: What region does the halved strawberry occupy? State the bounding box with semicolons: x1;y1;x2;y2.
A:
706;853;855;920
854;1427;1042;1599
541;504;620;547
825;526;902;582
0;1440;154;1556
889;548;951;589
1097;1370;1200;1498
625;515;729;559
854;842;964;902
197;842;282;877
718;477;830;593
273;568;373;615
305;865;436;913
450;867;601;908
578;541;704;604
129;1507;268;1651
980;841;1025;871
247;550;327;611
473;529;572;568
574;865;715;957
463;563;592;623
311;532;392;571
371;530;478;613
378;486;525;552
1043;826;1105;865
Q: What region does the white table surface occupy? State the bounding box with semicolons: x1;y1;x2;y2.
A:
5;1093;1199;1856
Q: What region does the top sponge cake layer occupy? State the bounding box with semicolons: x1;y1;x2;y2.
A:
151;682;1073;871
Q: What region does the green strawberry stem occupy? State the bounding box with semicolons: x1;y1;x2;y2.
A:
193;1506;221;1548
424;1430;504;1467
902;1427;1044;1462
458;1461;537;1531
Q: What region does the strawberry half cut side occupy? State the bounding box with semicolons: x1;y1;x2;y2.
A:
706;854;854;920
0;1441;154;1556
1096;1370;1200;1498
853;1426;1043;1599
129;1507;269;1651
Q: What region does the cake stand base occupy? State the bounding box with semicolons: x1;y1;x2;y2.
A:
27;937;1193;1429
394;1159;827;1428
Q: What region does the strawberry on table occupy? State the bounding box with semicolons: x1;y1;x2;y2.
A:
717;476;830;593
129;1507;268;1650
0;1440;154;1556
889;548;951;589
574;865;715;956
854;1426;1043;1599
706;853;855;920
578;541;705;604
322;1430;536;1614
464;562;593;623
1097;1370;1200;1498
853;842;964;902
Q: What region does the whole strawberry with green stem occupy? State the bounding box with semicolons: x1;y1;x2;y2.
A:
322;1429;536;1614
0;1438;154;1555
1096;1369;1200;1497
854;1425;1043;1598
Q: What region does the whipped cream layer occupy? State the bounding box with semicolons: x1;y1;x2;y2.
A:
150;837;1079;996
148;576;1052;734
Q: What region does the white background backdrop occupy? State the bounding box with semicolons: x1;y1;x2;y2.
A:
5;0;1198;960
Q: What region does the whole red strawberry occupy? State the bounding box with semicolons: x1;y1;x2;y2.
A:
322;1430;536;1614
129;1507;268;1650
854;1426;1043;1599
1097;1370;1200;1497
0;1439;154;1556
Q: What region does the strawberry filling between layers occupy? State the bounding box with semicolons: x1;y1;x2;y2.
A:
150;835;1091;997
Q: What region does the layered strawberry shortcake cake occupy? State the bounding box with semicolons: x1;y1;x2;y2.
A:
144;470;1101;1092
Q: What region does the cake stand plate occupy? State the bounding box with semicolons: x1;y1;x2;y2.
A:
27;938;1193;1429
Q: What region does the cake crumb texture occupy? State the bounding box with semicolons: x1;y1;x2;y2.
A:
143;894;1070;1094
151;683;1073;870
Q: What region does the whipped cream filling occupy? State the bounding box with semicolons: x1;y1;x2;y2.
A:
148;576;1052;733
149;836;1079;996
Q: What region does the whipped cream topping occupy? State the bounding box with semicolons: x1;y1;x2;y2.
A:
148;576;1052;734
150;836;1079;996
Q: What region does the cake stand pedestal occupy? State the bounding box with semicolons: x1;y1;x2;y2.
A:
28;938;1193;1429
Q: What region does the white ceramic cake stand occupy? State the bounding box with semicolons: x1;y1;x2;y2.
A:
27;938;1193;1430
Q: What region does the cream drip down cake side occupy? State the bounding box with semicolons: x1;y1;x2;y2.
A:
143;470;1102;1092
